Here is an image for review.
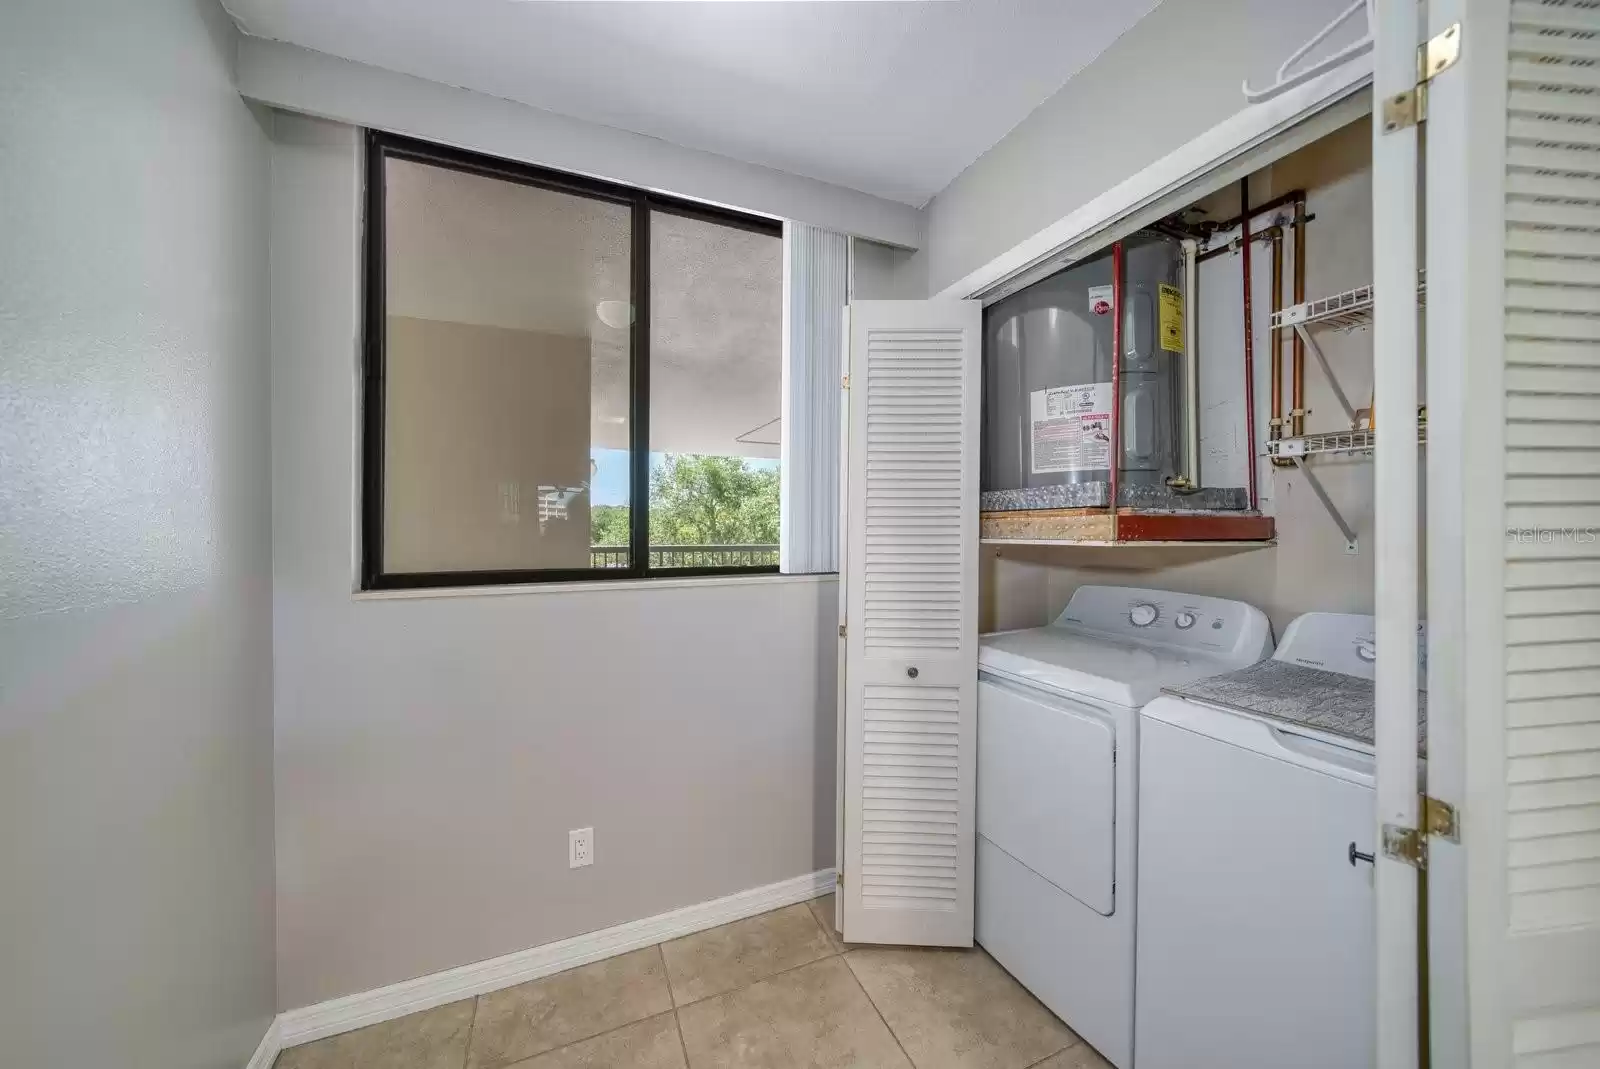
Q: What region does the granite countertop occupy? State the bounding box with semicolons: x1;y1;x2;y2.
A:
1164;660;1429;757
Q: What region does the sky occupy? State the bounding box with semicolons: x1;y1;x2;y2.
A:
588;448;780;506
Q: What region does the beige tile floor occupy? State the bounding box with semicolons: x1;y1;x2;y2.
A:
275;895;1113;1069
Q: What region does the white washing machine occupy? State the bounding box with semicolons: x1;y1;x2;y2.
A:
1134;613;1427;1069
976;586;1273;1069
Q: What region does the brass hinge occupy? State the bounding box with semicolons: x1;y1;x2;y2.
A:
1382;22;1461;134
1383;823;1426;868
1424;794;1460;843
841;374;850;390
836;871;844;888
1381;795;1460;869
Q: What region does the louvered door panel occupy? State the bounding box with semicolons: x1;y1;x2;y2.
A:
1430;2;1600;1064
861;683;961;908
841;301;980;947
864;328;965;652
1503;1;1600;952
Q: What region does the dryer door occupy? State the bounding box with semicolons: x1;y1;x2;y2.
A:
977;675;1117;915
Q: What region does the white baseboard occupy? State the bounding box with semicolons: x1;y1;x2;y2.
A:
244;1016;281;1069
275;868;835;1051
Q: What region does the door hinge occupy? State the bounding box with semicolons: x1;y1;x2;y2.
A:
838;623;847;638
1382;823;1426;868
1381;795;1460;869
1382;22;1461;134
841;374;850;390
836;870;844;888
1423;794;1460;843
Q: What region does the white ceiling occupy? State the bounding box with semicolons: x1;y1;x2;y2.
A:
226;0;1160;207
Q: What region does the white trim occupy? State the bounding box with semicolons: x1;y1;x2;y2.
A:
276;868;835;1050
933;58;1373;304
235;37;923;249
1420;2;1485;1065
243;1017;281;1069
353;571;838;602
1370;2;1422;1067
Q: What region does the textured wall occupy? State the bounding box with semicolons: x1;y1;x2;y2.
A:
919;0;1358;297
0;2;277;1067
271;113;838;1010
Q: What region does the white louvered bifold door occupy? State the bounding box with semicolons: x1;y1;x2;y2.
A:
1426;1;1600;1065
839;300;980;947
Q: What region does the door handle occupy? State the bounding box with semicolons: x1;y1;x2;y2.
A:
1348;842;1375;866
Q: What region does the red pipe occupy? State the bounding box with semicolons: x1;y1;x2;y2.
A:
1240;181;1259;510
1109;240;1124;526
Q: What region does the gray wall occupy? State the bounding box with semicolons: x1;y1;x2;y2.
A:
271;113;838;1009
919;0;1357;297
0;2;277;1067
850;238;927;300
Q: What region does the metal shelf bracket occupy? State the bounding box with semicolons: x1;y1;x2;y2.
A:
1293;323;1360;426
1291;456;1360;554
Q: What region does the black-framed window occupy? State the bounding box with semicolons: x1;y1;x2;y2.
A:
362;131;784;590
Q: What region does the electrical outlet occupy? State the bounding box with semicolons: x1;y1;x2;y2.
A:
569;827;593;869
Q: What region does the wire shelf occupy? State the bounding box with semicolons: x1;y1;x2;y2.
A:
1265;421;1428;459
1270;273;1428;334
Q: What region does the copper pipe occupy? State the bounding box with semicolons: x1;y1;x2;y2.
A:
1239;180;1258;511
1270;227;1284;444
1212;188;1306;233
1292;196;1308;437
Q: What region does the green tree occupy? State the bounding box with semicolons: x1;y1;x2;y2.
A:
589;455;780;546
590;504;631;546
650;454;779;545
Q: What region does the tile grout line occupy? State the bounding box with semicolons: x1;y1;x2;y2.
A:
671;1009;693;1069
667;902;843;1010
660;944;696;1069
839;951;920;1069
470;946;679;1069
479;1008;683;1069
673;941;843;1009
469;903;848;1069
460;994;482;1069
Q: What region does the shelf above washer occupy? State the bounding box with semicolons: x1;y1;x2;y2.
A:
1264;418;1428;554
983;539;1277;571
1270;273;1428;334
1265;421;1427;459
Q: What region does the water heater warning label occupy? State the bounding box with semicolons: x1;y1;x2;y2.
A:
1159;284;1184;353
1087;284;1114;316
1031;384;1112;474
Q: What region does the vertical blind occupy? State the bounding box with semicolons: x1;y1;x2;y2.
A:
781;222;849;573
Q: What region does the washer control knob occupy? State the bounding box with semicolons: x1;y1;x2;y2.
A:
1129;603;1159;627
1174;611;1198;630
1356;639;1377;663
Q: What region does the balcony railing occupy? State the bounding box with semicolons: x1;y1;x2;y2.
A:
590;544;779;569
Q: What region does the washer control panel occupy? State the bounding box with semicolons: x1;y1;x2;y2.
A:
1274;612;1428;681
1055;585;1274;662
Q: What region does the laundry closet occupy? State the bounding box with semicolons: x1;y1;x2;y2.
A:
834;4;1600;1068
976;113;1408;1069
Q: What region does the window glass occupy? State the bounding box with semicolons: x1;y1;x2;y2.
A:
380;156;631;574
364;136;785;588
647;210;783;569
